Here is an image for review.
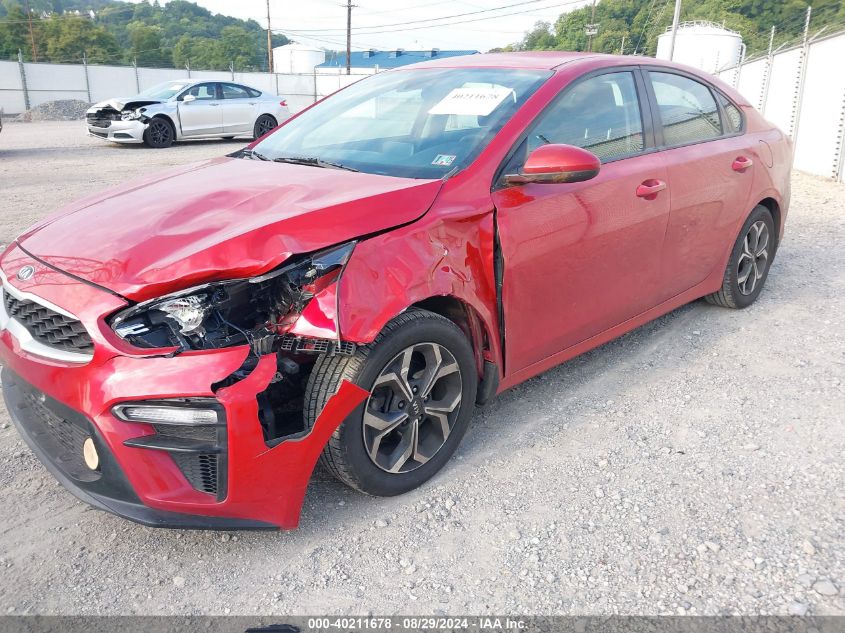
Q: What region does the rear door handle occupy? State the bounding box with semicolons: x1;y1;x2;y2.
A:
732;156;753;171
636;179;667;199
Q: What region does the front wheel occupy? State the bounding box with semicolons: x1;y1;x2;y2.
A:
142;117;175;148
705;205;775;309
304;309;477;496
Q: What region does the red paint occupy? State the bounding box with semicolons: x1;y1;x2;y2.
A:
522;143;602;175
0;53;791;529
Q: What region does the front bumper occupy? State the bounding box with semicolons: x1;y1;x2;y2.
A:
0;244;368;529
86;119;146;143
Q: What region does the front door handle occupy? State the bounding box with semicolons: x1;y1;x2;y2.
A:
732;156;753;171
209;103;220;106
636;179;667;199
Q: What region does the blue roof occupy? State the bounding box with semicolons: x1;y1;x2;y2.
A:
316;49;479;69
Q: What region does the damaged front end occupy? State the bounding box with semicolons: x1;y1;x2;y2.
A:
0;241;369;529
86;99;160;143
109;241;357;446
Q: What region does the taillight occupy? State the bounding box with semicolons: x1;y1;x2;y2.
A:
279;99;288;107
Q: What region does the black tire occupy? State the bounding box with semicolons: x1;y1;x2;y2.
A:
142;117;175;148
705;205;775;309
304;309;477;496
253;114;277;140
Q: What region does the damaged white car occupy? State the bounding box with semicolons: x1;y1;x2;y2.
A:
85;79;291;148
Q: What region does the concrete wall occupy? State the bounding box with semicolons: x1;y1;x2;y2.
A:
0;59;371;116
718;29;845;182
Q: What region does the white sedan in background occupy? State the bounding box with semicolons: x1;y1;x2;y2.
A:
86;79;291;148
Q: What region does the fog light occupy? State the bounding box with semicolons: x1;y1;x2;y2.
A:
113;404;219;425
82;437;99;471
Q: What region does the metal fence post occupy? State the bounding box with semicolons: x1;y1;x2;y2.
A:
789;6;812;139
82;52;92;103
833;86;845;182
759;26;775;114
133;57;140;93
17;49;30;111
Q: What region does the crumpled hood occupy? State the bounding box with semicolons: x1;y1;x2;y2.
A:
17;157;442;301
87;97;162;112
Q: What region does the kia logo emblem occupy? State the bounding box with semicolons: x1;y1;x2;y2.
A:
17;266;35;281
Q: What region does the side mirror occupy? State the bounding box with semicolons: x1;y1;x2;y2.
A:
181;94;196;103
505;144;601;185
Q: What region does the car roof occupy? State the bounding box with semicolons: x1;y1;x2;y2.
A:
396;52;750;106
403;51;598;70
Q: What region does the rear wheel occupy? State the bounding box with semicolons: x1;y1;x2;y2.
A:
142;117;175;148
705;205;775;309
253;114;277;140
304;309;477;496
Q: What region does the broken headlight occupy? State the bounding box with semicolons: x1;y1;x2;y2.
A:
121;108;145;121
109;242;355;352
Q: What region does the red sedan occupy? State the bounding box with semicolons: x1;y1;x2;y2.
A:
0;53;790;529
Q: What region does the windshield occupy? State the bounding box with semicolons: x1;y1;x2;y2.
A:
252;67;550;179
135;81;192;101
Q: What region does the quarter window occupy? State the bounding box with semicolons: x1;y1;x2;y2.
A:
717;92;743;133
528;72;644;162
650;72;721;145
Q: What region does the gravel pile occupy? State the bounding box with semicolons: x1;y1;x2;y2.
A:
14;99;91;122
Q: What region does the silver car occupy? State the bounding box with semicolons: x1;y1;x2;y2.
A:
86;79;291;148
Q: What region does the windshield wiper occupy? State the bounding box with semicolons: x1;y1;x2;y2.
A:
240;148;271;161
272;156;359;172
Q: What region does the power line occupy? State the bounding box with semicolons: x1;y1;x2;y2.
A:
278;0;585;37
279;0;568;33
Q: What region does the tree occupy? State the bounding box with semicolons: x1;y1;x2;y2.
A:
125;21;165;66
40;14;119;63
0;5;35;59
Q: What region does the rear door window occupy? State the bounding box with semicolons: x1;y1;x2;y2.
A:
222;83;251;99
649;72;721;146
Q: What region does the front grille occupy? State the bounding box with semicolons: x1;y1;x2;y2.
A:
3;288;94;354
171;453;219;495
86;112;119;128
23;390;99;482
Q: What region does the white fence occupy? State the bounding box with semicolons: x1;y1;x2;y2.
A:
0;57;371;116
717;29;845;183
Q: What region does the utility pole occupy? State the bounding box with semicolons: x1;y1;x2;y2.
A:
24;0;38;62
266;0;274;73
346;0;355;75
586;0;597;52
667;0;682;61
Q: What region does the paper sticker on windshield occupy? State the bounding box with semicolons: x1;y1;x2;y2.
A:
432;154;456;166
429;86;513;117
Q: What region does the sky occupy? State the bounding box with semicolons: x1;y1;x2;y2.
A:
130;0;592;52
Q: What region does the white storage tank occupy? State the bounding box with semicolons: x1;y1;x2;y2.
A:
656;21;745;73
273;43;326;74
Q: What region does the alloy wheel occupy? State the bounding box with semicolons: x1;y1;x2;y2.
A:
149;120;172;145
363;342;463;474
256;116;275;137
737;220;769;295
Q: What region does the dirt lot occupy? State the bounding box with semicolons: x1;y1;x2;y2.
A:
0;121;842;616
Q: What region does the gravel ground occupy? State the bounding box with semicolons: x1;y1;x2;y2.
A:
0;121;842;616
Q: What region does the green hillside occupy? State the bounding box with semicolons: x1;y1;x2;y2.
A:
0;0;288;70
503;0;845;59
